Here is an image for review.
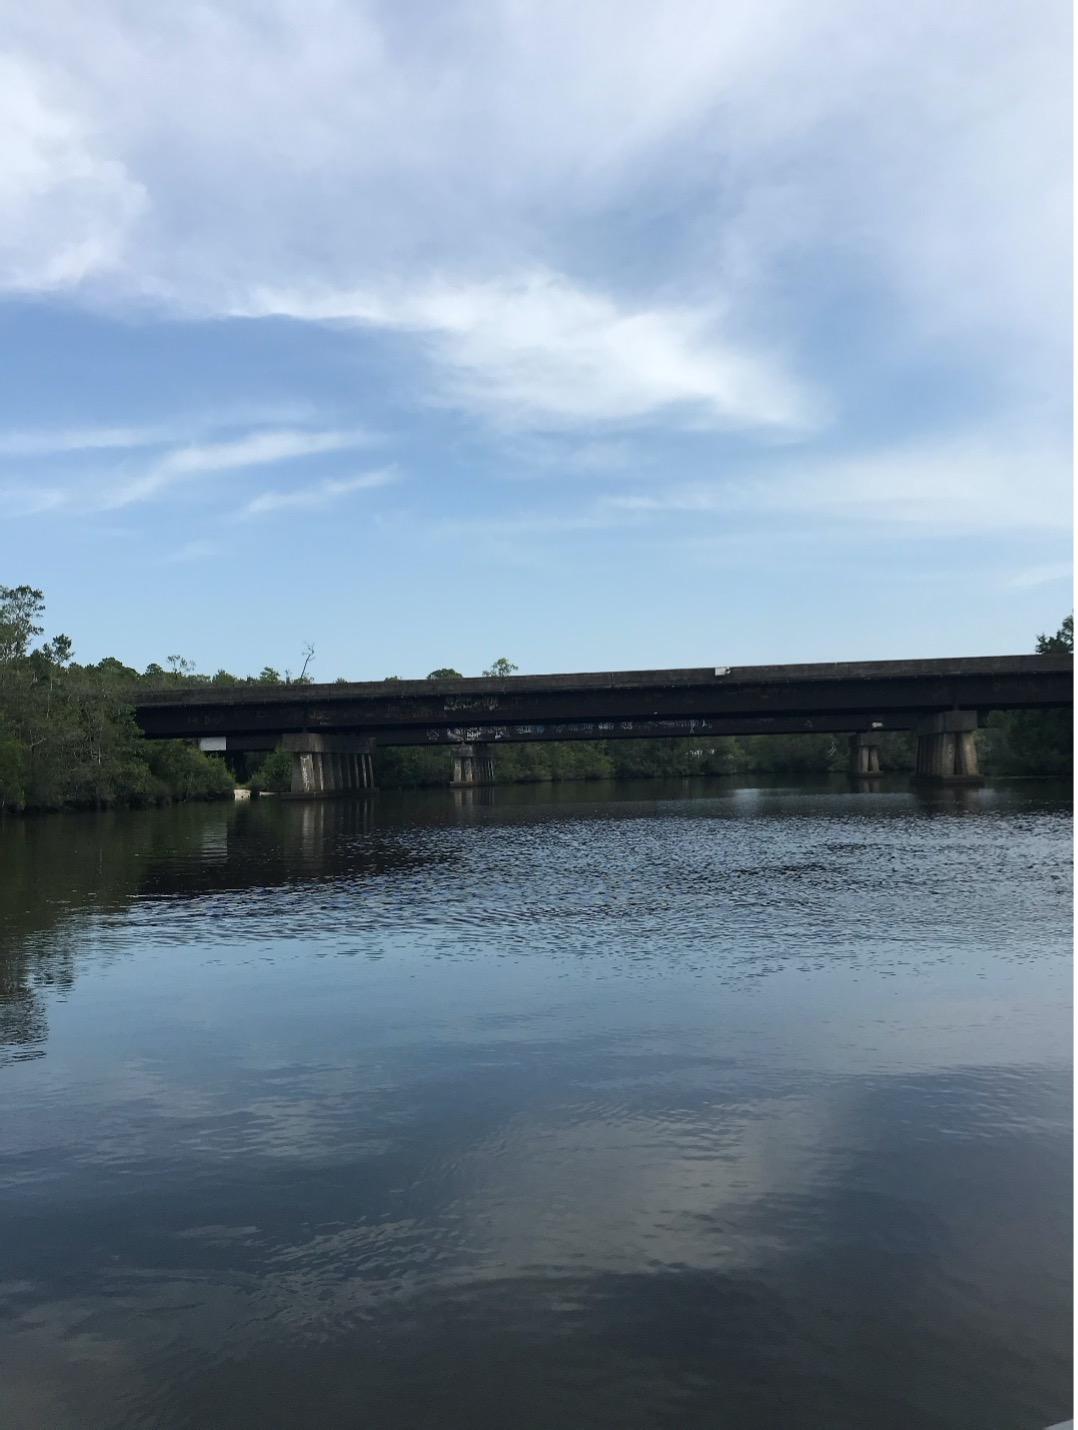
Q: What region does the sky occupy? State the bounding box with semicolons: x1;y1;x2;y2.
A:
0;0;1072;680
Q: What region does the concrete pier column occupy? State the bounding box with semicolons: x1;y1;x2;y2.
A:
338;753;354;792
451;744;473;786
912;711;982;785
282;734;375;798
450;743;497;787
293;751;317;795
848;732;882;778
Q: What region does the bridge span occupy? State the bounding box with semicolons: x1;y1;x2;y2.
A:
132;653;1073;793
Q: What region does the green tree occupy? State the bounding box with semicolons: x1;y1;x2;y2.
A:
427;667;463;680
42;633;74;666
144;741;234;800
0;586;236;811
373;745;452;787
0;585;45;663
249;749;294;793
1037;614;1073;655
980;614;1073;776
483;658;519;678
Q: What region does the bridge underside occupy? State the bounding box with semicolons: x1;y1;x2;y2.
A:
195;711;919;753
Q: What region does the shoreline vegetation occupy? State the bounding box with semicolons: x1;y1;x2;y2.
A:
1;586;1071;814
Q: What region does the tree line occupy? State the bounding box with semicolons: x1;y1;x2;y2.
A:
1;584;1070;811
0;585;237;811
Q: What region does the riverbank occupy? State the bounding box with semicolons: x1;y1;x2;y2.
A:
0;739;235;814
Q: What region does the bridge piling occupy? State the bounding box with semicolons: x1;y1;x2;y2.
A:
451;743;497;787
280;734;375;798
912;712;982;785
848;732;882;779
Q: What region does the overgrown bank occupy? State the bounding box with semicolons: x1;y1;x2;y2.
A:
0;586;233;812
367;731;912;789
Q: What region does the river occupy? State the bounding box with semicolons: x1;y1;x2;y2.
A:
0;777;1071;1428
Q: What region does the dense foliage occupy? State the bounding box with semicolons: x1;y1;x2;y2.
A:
366;730;916;789
979;616;1073;777
0;586;234;812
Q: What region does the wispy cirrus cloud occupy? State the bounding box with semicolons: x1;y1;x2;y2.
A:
240;468;398;519
1005;563;1072;590
0;482;66;516
0;423;380;516
0;403;322;459
0;425;170;457
598;433;1073;536
103;429;373;508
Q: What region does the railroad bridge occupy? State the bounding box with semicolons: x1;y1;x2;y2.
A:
131;654;1073;794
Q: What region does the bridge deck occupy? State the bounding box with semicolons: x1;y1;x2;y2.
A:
135;654;1070;706
131;655;1072;747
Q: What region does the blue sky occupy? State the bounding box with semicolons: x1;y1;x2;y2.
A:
1;0;1071;679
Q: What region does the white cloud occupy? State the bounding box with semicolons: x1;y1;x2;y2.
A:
0;53;145;290
0;0;1065;435
241;273;818;431
241;467;398;518
104;428;372;508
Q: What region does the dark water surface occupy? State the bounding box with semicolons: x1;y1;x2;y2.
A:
0;778;1071;1429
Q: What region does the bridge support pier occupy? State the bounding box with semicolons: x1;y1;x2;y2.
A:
280;734;375;798
848;732;882;779
450;743;496;787
912;712;982;785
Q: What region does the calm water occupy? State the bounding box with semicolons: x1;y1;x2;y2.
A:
0;778;1071;1429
